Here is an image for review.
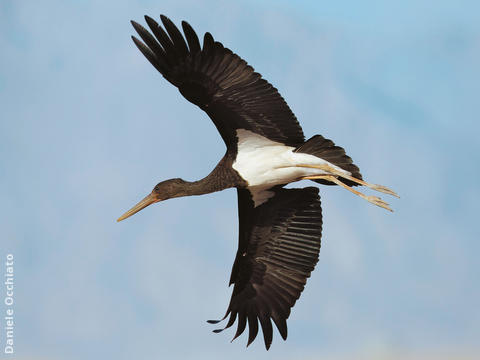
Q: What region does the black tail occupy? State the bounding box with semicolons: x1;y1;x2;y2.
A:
295;135;362;186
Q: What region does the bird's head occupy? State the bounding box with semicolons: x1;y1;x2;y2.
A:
117;178;188;222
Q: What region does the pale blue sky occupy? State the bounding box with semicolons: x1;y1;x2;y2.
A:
1;1;479;359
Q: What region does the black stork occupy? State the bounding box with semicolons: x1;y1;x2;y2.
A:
118;15;398;350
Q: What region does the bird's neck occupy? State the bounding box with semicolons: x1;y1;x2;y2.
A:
184;155;243;196
185;176;228;196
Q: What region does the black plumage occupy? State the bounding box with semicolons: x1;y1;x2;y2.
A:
119;14;397;350
295;135;363;186
131;15;305;149
209;187;322;349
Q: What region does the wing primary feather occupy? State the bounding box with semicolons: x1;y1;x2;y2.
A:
203;32;214;54
143;15;159;29
143;16;177;65
131;20;166;59
271;313;288;340
231;310;247;341
207;310;229;324
224;311;238;330
246;311;259;347
259;315;273;350
198;32;216;75
212;310;238;333
131;36;164;73
160;14;189;57
181;21;201;53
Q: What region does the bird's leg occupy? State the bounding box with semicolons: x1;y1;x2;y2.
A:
302;174;393;212
297;164;399;198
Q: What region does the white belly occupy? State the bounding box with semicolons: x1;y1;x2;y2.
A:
232;129;350;206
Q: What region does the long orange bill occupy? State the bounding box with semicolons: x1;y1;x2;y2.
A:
117;193;157;222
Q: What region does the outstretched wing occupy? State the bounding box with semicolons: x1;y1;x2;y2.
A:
209;187;322;349
131;15;305;149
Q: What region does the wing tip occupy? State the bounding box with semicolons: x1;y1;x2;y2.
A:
131;35;140;44
130;19;139;28
144;14;157;27
160;14;174;28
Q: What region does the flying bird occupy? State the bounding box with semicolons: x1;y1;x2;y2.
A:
118;15;398;350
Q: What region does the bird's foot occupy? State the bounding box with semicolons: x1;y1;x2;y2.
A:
297;163;399;198
300;164;397;212
363;194;393;212
368;183;399;198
